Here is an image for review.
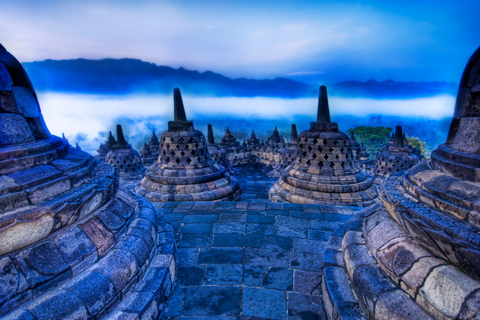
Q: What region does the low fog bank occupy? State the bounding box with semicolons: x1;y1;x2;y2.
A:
38;93;454;155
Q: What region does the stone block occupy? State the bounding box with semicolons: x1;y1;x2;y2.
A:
293;270;322;295
12;87;39;118
62;271;116;315
184;286;241;316
205;264;243;285
245;248;290;268
400;256;446;297
27;289;88;320
288;293;325;320
197;247;244;264
243;287;286;320
0;113;34;146
246;234;293;251
351;264;396;314
375;289;433;320
16;240;69;287
290;251;322;272
79;217;116;256
0;256;29;306
90;249;139;292
116;235;150;267
213;233;245;247
52;227;96;266
418;265;480;318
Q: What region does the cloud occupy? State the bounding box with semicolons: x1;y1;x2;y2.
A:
1;0;478;82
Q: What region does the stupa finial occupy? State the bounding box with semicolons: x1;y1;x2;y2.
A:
173;88;187;122
291;124;298;143
116;124;128;146
317;86;331;123
207;124;215;144
394;126;404;148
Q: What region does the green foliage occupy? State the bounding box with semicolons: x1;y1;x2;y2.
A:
406;135;427;158
347;126;393;158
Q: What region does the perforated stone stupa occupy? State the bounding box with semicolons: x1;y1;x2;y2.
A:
140;130;160;167
218;126;240;151
247;130;260;148
96;131;116;161
105;124;146;181
207;124;237;175
269;86;378;206
322;46;480;320
0;44;176;319
135;88;240;201
374;125;419;183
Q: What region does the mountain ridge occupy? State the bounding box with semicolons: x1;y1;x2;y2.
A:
22;58;458;98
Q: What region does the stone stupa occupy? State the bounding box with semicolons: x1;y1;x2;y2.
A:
269;86;378;206
266;126;285;149
0;44;175;319
218;126;240;150
374;125;419;183
270;124;299;177
140;130;160;167
322;46;480;320
135;88;240;201
207;124;237;175
105;124;146;181
247;130;260;148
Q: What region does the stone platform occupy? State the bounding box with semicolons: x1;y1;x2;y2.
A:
155;200;362;319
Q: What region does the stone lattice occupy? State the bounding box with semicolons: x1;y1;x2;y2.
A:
218;127;240;151
270;86;378;207
105;124;146;181
0;44;176;319
374;125;419;183
135;88;240;202
140;130;160;167
322;46;480;320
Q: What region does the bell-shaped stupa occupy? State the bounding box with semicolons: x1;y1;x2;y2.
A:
135;88;240;201
207;124;237;175
0;44;175;319
322;46;480;320
219;126;240;151
373;125;419;183
247;130;260;148
105;124;145;181
270;86;378;206
140;130;160;167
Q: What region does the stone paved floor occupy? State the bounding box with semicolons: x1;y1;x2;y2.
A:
234;164;278;202
157;200;360;319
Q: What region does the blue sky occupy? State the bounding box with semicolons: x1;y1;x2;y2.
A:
1;0;479;83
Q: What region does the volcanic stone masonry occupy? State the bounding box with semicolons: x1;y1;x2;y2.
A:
322;46;480;320
207;124;237;175
135;88;241;202
269;86;378;207
373;125;420;184
105;124;146;181
270;123;298;177
140;130;160;167
0;44;176;319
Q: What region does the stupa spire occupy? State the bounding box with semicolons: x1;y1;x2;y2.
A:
207;124;215;144
317;86;331;123
116;124;128;146
291;124;298;143
173;88;187;121
394;126;404;148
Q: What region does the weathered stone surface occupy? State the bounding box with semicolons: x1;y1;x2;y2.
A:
184;286;241;316
12;86;39;118
375;289;433;320
419;265;480;318
243;287;286;320
0;113;34;145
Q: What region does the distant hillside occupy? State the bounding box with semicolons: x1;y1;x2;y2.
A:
22;58;457;98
